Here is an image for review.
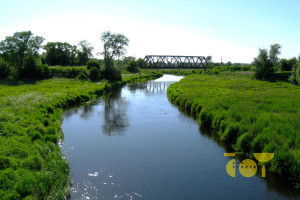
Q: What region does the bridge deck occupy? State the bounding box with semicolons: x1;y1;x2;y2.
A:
142;55;210;69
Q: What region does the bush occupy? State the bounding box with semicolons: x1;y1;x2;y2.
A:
87;66;101;81
0;156;11;170
290;60;300;85
236;132;254;152
86;60;100;70
19;56;37;79
50;67;86;78
126;60;140;73
103;66;122;82
279;58;297;71
22;156;43;171
19;57;51;80
0;58;10;78
253;49;274;80
77;72;88;80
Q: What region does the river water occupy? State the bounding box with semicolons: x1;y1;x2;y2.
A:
61;75;299;200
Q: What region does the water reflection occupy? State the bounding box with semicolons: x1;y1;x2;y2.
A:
62;75;300;200
102;89;129;136
127;81;177;95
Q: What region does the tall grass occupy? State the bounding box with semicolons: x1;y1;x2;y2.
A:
167;73;300;179
0;72;162;199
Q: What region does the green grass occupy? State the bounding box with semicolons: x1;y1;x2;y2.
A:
50;66;87;78
167;72;300;179
0;72;162;199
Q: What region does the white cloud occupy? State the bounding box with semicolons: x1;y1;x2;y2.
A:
0;12;257;63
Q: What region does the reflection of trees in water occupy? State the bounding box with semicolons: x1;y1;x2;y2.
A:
127;81;175;95
102;89;129;136
79;101;99;120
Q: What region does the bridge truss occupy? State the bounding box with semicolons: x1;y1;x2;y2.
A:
143;55;209;69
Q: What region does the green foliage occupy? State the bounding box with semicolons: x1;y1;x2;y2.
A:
50;66;86;78
126;60;140;73
0;72;162;199
290;58;300;85
86;60;100;70
0;156;11;170
167;73;300;178
77;40;94;65
101;31;129;81
0;58;10;78
269;43;281;66
136;58;145;68
0;31;44;69
44;42;77;66
253;48;275;79
103;66;122;82
87;67;102;81
236;132;254;152
279;57;297;71
18;57;51;80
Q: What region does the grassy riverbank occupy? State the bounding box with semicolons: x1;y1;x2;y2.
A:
167;73;300;180
0;72;162;199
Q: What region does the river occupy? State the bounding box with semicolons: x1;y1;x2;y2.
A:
61;75;300;200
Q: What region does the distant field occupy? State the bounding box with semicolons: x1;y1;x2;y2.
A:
167;73;300;180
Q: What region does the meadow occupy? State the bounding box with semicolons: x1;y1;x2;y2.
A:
167;72;300;181
0;72;162;199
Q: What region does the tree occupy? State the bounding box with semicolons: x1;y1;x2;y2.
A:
136;58;146;68
126;60;140;73
226;61;232;66
77;40;94;65
0;31;44;70
206;56;212;66
279;57;297;71
253;48;274;80
101;31;129;81
44;42;77;66
290;57;300;85
269;43;281;66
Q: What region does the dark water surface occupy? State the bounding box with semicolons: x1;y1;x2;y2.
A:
62;75;300;200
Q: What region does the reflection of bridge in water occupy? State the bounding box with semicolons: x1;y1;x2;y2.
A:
145;81;175;94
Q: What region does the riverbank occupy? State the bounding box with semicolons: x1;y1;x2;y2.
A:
167;73;300;183
0;72;162;199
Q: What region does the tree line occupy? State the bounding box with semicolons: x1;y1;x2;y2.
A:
0;30;132;81
0;31;95;79
252;43;300;84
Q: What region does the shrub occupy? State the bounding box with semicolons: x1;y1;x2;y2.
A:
0;58;10;78
19;56;37;79
77;72;88;80
126;60;140;73
0;168;17;190
44;135;58;144
50;67;86;78
46;127;56;135
22;156;43;171
253;49;274;80
86;60;100;70
280;58;297;71
290;60;300;85
19;57;51;80
30;131;42;142
0;156;11;170
103;66;122;82
236;132;254;152
87;66;101;81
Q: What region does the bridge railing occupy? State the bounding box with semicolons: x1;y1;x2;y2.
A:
142;55;210;69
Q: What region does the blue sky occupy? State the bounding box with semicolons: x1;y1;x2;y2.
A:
1;0;300;63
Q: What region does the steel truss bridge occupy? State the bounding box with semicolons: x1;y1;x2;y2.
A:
142;55;209;69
